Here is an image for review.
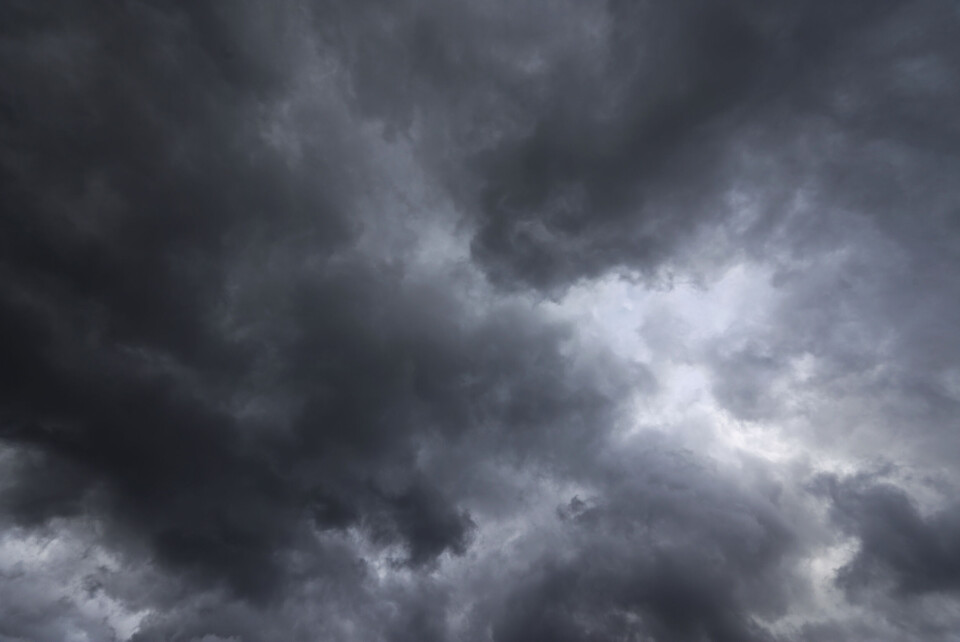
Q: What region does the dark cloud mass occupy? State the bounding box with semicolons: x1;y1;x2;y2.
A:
1;1;959;640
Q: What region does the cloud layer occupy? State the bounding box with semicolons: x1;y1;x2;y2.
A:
2;1;959;640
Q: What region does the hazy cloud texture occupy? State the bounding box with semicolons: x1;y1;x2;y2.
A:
2;1;960;640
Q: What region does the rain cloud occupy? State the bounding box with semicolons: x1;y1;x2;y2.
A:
2;1;960;640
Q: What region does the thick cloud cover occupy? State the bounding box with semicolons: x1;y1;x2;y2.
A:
2;1;960;640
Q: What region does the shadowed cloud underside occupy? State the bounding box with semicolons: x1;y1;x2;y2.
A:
2;1;960;640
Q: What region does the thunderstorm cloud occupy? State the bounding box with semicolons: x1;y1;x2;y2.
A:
2;1;959;640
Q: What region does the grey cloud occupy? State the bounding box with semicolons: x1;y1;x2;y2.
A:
319;0;917;291
484;442;797;642
2;0;960;640
0;0;642;625
815;473;960;597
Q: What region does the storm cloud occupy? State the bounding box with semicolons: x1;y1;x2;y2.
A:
2;1;960;640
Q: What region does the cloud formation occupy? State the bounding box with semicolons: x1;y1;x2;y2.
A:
2;1;960;640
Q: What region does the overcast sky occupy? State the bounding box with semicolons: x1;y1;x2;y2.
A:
2;2;960;641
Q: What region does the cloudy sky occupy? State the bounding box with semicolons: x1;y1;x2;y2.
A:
2;1;960;640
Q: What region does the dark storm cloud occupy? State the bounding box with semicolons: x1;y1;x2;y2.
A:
320;0;917;290
484;443;796;642
0;225;631;598
815;472;960;597
1;0;349;602
3;0;960;640
0;1;640;630
792;471;960;641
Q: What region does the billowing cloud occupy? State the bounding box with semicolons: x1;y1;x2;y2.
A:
2;1;959;640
